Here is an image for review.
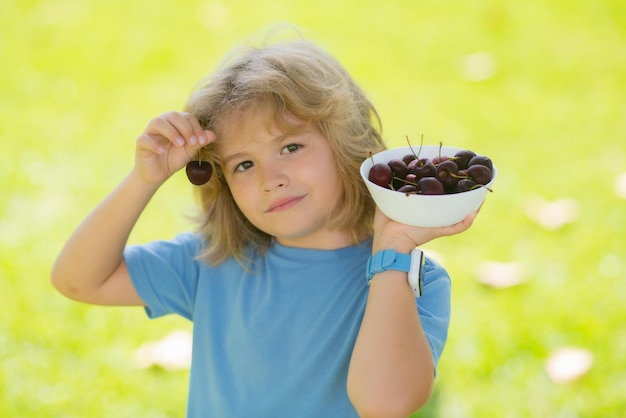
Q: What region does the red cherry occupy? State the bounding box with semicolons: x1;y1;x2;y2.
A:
468;155;493;171
186;160;213;185
432;155;449;165
417;177;445;195
467;164;492;185
408;159;436;180
368;163;393;188
436;160;460;189
397;184;418;194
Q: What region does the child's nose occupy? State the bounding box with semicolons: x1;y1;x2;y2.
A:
260;164;288;192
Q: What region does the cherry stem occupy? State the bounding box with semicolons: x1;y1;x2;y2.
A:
406;134;424;159
469;184;493;192
393;176;418;187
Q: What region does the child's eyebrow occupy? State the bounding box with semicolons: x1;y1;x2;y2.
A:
220;133;291;166
220;152;245;167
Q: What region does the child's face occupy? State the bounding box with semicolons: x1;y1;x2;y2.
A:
217;110;350;249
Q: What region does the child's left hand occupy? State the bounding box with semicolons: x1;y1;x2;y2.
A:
371;208;479;254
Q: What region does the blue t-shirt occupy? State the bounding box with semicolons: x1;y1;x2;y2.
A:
124;233;451;417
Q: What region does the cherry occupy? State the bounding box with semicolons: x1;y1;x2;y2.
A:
402;153;416;165
432;155;449;166
409;159;436;180
387;159;410;189
432;142;448;166
468;155;493;171
417;177;444;195
186;160;213;185
453;150;476;170
467;164;492;185
405;173;418;184
397;184;418;194
387;159;409;179
435;160;460;189
453;178;479;193
368;163;393;188
394;173;418;190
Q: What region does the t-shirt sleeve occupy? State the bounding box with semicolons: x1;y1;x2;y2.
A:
123;233;203;320
417;257;452;372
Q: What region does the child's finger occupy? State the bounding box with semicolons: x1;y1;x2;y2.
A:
147;113;187;147
162;111;206;146
180;112;211;145
136;133;167;155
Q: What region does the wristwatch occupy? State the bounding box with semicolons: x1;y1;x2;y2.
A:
366;248;424;297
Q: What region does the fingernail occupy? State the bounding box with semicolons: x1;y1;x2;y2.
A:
189;136;198;145
175;137;185;146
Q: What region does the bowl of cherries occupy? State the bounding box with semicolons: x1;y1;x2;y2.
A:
360;143;497;227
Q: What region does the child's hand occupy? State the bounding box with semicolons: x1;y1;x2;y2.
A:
371;207;479;254
134;111;216;185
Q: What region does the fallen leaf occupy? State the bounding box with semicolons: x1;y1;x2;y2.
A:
474;260;529;288
524;196;579;230
133;330;192;371
462;52;496;82
614;172;626;199
545;346;594;383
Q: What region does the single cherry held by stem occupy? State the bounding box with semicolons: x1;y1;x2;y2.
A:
186;160;213;185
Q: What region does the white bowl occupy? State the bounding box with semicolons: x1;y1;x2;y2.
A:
360;145;497;227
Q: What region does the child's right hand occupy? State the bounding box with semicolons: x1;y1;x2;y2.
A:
134;111;215;185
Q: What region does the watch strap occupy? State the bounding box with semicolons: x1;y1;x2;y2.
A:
366;249;412;283
366;248;424;298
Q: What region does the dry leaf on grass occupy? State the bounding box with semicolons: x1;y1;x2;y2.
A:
474;260;529;288
545;346;594;383
524;196;579;230
614;172;626;199
133;330;192;371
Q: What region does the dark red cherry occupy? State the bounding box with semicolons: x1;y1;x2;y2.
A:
387;159;409;179
402;153;416;165
409;159;436;180
387;159;410;189
468;155;493;172
453;150;477;170
397;184;418;194
467;164;492;185
368;163;393;188
417;177;445;195
436;160;460;189
405;173;418;185
186;160;213;185
453;178;479;193
432;155;449;166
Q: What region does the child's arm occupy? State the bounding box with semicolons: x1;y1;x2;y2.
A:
51;112;214;306
347;209;477;417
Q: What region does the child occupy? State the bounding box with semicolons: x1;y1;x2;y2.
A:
51;36;477;417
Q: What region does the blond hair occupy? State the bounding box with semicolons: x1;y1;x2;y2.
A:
184;39;386;265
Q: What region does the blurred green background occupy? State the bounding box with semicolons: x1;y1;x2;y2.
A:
1;0;625;416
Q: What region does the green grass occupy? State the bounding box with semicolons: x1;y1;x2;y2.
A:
2;0;625;416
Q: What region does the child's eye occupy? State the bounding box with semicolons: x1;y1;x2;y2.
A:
282;143;303;154
234;160;254;172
